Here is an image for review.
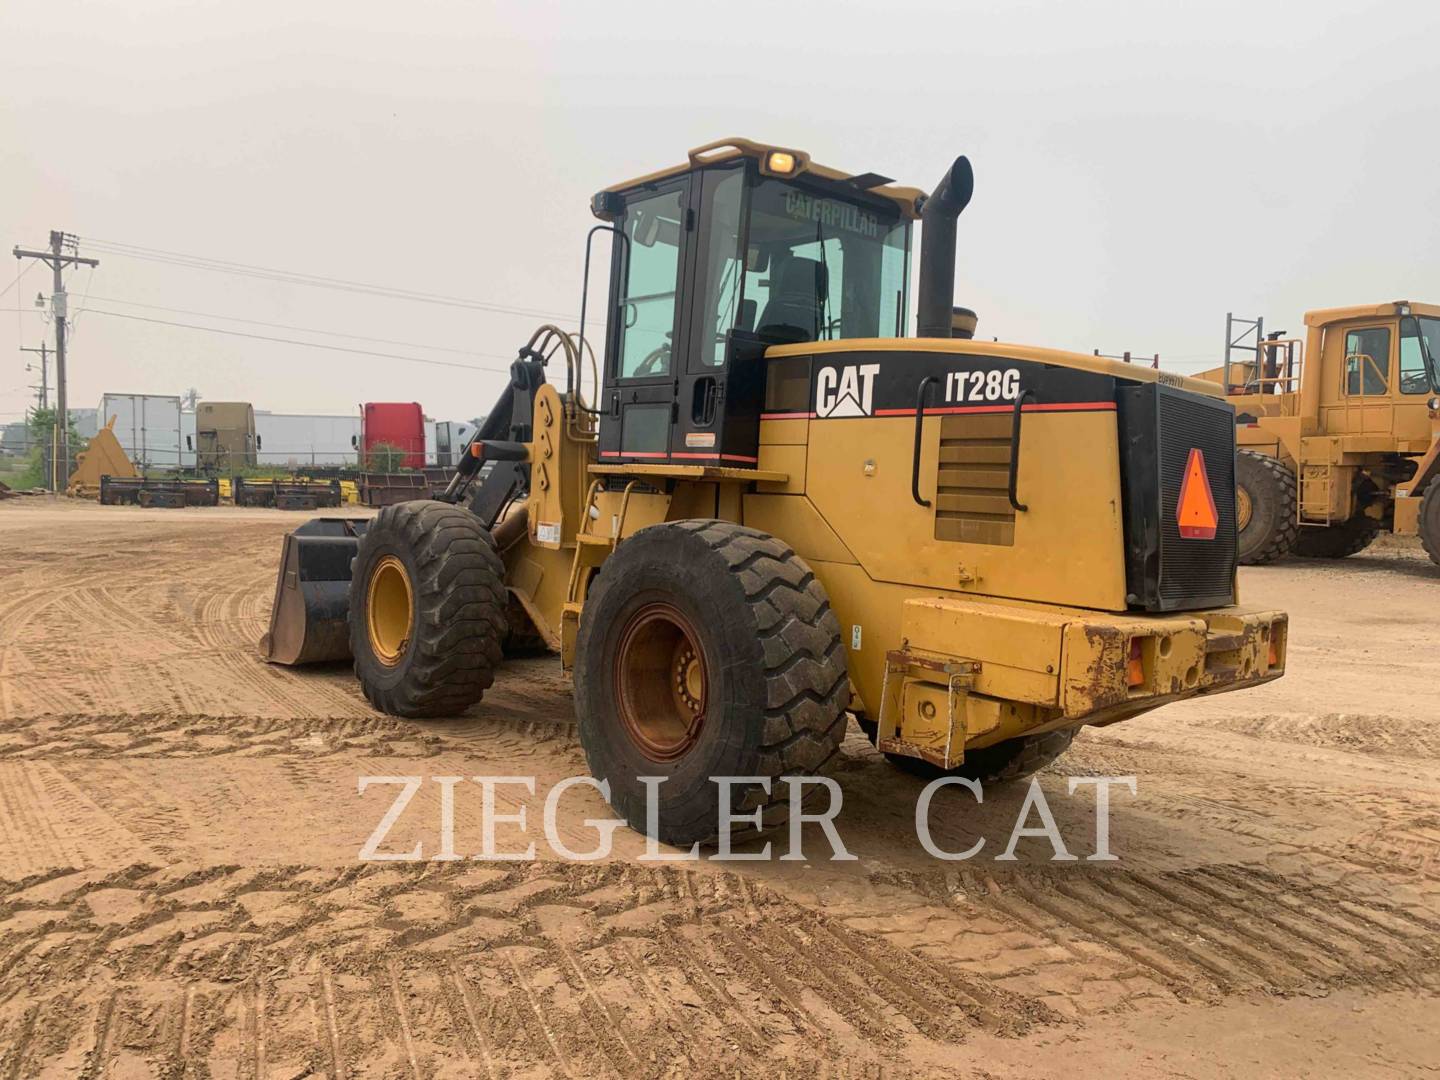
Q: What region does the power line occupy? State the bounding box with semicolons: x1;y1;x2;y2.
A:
80;236;576;322
80;294;520;361
13;232;99;487
1;260;38;301
80;308;515;373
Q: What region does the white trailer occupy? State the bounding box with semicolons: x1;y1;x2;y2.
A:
180;411;197;469
97;393;184;471
254;412;362;467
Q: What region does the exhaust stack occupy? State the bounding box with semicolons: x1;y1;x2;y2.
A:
915;156;974;339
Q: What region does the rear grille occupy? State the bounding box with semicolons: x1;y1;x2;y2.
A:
1118;383;1237;612
933;413;1016;546
1157;394;1238;605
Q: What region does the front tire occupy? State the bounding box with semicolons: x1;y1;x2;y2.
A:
349;500;508;718
574;521;848;848
1236;450;1298;565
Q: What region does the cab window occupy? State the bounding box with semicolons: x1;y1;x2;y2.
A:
1344;327;1390;396
1399;318;1432;394
616;187;685;379
743;179;909;345
692;169;747;368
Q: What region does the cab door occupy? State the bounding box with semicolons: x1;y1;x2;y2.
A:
1396;317;1436;444
599;179;693;463
669;166;750;462
1323;322;1394;437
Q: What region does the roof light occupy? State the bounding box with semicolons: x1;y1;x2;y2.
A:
767;151;797;175
1398;303;1412;316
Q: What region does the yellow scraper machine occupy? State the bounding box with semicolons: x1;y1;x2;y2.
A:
262;138;1287;844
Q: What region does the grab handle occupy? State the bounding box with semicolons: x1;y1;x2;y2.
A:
912;375;938;508
1008;388;1036;512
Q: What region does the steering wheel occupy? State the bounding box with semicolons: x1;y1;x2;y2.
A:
1401;372;1430;395
633;345;670;377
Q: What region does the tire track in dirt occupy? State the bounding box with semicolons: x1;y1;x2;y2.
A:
0;862;1048;1076
865;862;1438;1014
1188;711;1440;759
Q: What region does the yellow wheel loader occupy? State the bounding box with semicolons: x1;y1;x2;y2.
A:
262;138;1288;845
1201;304;1440;565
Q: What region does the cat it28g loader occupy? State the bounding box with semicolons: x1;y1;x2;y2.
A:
262;138;1288;845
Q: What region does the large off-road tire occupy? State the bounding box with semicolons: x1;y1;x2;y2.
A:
349;500;507;718
1236;450;1298;565
574;520;849;848
1420;477;1440;567
861;719;1076;784
1292;515;1380;559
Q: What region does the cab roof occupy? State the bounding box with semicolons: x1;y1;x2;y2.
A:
1304;300;1440;327
593;137;926;221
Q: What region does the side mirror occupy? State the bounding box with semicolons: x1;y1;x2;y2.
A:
256;435;262;450
351;435;359;448
738;298;757;333
185;435;193;450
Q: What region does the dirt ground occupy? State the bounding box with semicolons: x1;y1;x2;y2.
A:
1;500;1437;1078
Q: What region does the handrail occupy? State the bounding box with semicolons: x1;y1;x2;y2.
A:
1008;389;1036;512
912;376;938;508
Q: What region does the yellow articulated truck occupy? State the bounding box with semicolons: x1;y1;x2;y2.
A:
1205;303;1440;564
262;138;1287;845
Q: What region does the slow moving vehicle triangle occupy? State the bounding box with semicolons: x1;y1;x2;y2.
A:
1177;447;1219;540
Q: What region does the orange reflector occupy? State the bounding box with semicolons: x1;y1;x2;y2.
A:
1268;639;1278;667
1127;638;1145;687
469;442;483;458
1177;448;1219;540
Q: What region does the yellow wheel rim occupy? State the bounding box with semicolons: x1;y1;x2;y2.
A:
366;554;413;665
1236;485;1253;531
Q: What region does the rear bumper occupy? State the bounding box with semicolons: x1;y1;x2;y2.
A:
901;596;1286;711
890;597;1287;756
1058;606;1287;722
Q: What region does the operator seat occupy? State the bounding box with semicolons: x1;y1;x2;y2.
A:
756;257;827;343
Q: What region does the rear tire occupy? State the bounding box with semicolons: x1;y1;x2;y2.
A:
574;521;848;848
871;726;1076;784
1420;477;1440;567
1236;450;1298;565
349;500;507;718
1292;515;1380;559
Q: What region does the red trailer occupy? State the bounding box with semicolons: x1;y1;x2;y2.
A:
360;402;425;469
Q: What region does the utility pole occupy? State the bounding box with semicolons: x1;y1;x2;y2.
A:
21;342;49;409
13;233;99;489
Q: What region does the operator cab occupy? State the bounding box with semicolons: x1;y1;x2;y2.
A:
589;139;920;466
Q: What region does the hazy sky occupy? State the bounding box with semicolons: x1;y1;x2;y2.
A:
3;0;1438;426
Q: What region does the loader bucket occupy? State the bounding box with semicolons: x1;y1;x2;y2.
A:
260;517;371;665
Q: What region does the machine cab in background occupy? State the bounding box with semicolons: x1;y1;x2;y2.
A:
590;139;917;467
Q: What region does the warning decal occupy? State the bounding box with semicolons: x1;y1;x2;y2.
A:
1176;448;1219;540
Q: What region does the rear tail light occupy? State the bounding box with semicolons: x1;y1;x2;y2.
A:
1127;638;1145;687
